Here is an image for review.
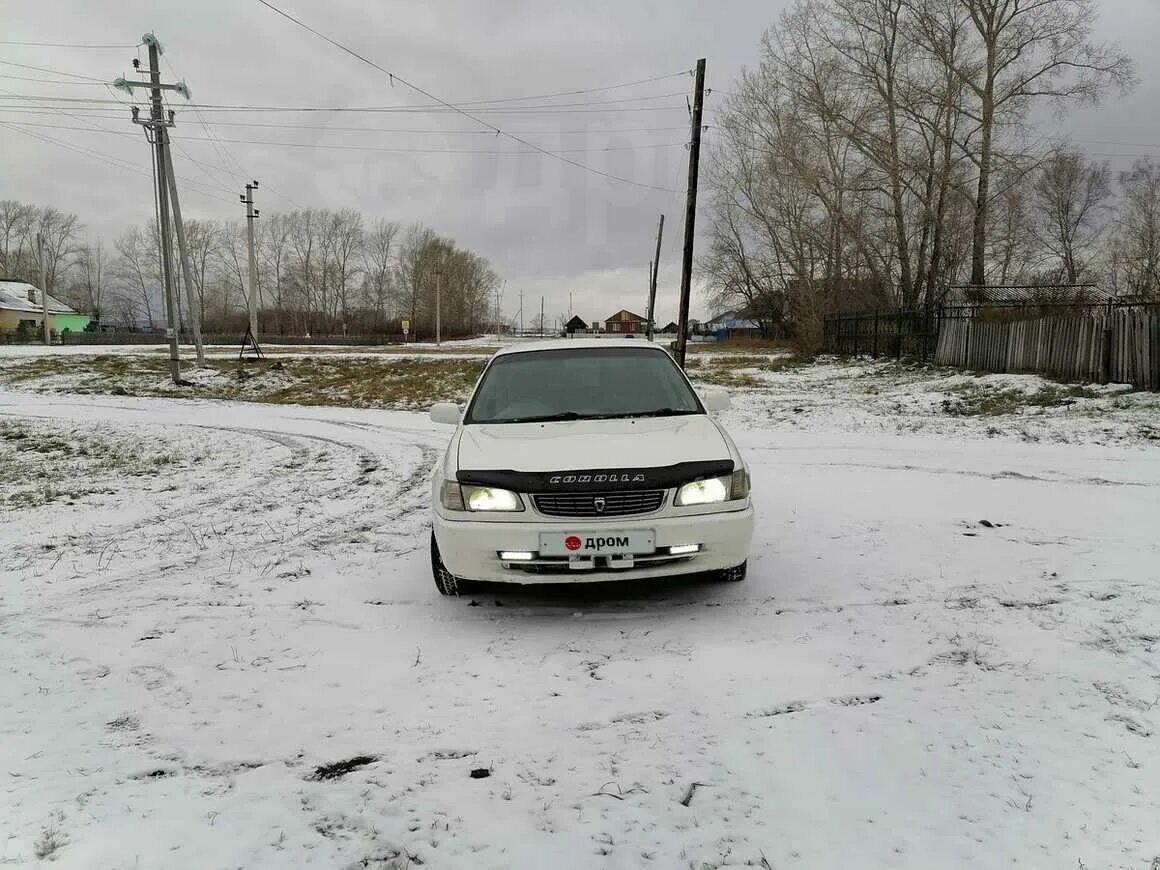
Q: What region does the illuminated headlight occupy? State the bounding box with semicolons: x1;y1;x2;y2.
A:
674;470;750;507
441;482;524;511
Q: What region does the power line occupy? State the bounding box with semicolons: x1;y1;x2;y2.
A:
170;134;690;154
253;0;684;193
0;94;689;114
0;108;692;134
0;40;137;49
162;56;247;187
0;74;109;86
5;119;688;152
0;58;108;81
446;70;692;104
0;104;235;200
0;120;235;203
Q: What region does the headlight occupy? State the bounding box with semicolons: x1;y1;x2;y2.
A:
464;485;523;512
438;482;524;512
674;470;749;507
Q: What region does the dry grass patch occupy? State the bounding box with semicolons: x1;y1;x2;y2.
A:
0;354;488;411
0;419;182;509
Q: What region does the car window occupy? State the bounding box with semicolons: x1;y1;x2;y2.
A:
464;347;703;424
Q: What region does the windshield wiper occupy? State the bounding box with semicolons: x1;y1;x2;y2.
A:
496;411;587;424
632;408;698;418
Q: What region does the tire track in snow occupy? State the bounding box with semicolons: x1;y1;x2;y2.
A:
3;401;443;602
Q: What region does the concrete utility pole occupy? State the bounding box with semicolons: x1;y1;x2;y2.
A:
241;181;260;339
163;156;205;367
36;232;50;345
127;35;182;384
122;35;196;378
540;296;545;337
518;288;524;336
675;59;706;368
647;213;665;341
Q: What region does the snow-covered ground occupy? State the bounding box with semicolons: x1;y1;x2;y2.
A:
2;387;1159;869
0;342;496;360
711;356;1160;448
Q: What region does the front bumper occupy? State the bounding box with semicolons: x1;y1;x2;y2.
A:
433;505;754;584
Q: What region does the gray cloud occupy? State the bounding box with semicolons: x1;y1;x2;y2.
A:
2;0;1156;325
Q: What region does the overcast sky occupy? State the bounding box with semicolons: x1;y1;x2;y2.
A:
2;0;1158;325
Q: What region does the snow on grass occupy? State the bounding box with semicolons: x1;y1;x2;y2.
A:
0;354;487;410
0;417;193;508
1;389;1158;868
695;355;1160;447
5;348;1157;447
0;341;498;359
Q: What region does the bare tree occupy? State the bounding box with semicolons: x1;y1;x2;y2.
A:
362;218;399;327
69;241;110;320
259;213;292;333
178;219;219;331
1030;148;1111;284
0;201;38;277
953;0;1134;286
1110;159;1160;300
112;227;157;328
32;207;82;296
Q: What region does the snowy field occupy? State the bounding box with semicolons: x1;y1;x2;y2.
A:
2;364;1159;868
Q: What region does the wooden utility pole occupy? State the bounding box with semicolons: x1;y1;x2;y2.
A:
647;213;665;342
163;156;205;367
540;296;545;337
675;58;706;368
435;264;442;346
35;232;50;345
241;181;260;339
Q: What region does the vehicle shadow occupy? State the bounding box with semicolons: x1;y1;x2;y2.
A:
459;572;740;613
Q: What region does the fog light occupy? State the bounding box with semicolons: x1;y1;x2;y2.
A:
499;551;535;561
668;544;701;555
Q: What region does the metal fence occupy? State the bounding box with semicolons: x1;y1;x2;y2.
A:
822;309;939;360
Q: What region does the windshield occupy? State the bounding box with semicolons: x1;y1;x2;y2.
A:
464;347;704;424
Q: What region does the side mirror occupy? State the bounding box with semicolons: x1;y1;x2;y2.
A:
429;402;462;425
702;389;731;413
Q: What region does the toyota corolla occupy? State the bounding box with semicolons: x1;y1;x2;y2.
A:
427;340;754;595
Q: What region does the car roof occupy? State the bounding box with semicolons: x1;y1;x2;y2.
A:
493;338;671;357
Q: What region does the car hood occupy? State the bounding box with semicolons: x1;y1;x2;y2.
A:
455;415;730;473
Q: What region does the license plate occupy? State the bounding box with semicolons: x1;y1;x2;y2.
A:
539;530;655;557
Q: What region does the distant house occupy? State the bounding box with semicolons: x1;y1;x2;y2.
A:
706;309;763;340
603;308;648;335
659;321;679;334
0;280;92;336
565;315;589;335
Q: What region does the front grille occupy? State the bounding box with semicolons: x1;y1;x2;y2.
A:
533;490;665;518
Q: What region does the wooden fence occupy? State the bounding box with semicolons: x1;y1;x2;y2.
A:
935;310;1159;390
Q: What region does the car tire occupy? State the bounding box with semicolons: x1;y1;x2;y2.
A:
430;531;470;596
713;561;747;583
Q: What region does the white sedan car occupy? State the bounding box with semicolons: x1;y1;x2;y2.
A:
427;340;754;595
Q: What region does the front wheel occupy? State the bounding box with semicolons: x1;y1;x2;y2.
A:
712;561;747;583
430;531;471;596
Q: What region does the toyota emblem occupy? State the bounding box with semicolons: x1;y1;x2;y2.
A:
593;497;606;513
